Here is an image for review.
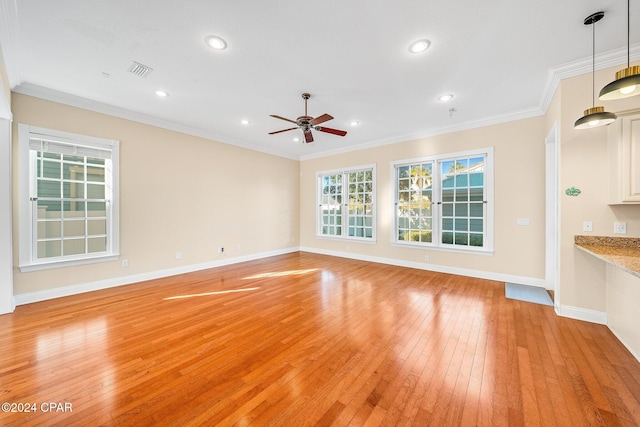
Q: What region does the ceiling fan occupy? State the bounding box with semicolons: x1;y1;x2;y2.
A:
269;93;347;143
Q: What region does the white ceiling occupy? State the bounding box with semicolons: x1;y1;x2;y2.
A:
2;0;640;159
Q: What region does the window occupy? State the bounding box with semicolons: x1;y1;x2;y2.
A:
317;165;375;241
19;125;119;271
393;148;493;253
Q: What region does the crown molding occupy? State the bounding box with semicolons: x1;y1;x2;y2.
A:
13;83;299;160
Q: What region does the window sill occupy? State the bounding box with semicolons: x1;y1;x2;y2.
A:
19;254;119;272
316;235;377;244
392;241;493;256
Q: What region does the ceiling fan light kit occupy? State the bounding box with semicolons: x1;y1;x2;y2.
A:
574;11;617;130
268;93;348;144
599;0;640;100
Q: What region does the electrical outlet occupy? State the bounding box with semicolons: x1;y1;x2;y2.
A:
424;255;430;262
218;247;224;253
583;221;593;232
121;259;129;267
175;252;183;259
614;222;627;234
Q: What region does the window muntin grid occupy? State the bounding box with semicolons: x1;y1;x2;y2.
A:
317;166;375;241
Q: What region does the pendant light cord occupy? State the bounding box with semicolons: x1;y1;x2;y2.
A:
592;16;596;107
627;0;631;68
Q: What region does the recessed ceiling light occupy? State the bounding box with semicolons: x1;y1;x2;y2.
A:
205;35;228;50
293;137;300;142
240;119;250;125
438;93;454;102
409;39;431;54
155;90;169;97
349;120;360;126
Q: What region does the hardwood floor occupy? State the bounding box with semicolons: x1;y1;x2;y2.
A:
1;252;639;426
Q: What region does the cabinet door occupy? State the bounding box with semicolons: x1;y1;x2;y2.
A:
622;114;640;202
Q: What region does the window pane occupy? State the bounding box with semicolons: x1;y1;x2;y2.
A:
88;202;106;217
87;167;105;183
470;219;483;232
38;240;61;258
442;232;453;244
64;219;85;237
38;200;61;218
455;218;468;231
454;233;468;245
88;219;106;236
88;237;107;253
38;180;61;198
455;174;468;188
442;189;454;202
470;234;483;247
455;188;469;202
38;220;61;239
442;218;453;231
469;203;484;217
63;181;84;199
470;188;484;201
87;183;105;199
454;203;468;217
42;160;61;179
63;239;85;256
442;203;453;216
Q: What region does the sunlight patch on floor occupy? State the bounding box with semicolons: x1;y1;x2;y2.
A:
164;287;260;300
242;268;319;280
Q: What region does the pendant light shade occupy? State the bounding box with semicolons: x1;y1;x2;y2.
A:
574;106;617;129
574;11;617;130
599;0;640;100
599;66;640;100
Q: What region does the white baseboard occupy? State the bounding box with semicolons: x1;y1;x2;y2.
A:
300;246;548;288
554;304;607;325
14;247;299;306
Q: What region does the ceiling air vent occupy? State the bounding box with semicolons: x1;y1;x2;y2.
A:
127;61;153;78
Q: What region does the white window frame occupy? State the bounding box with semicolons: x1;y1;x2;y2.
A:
391;148;494;254
18;124;120;272
316;164;376;242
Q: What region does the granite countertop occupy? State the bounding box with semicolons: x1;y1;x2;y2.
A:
575;236;640;278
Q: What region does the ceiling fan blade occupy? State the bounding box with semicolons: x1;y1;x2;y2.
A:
304;130;314;143
270;115;298;124
268;127;298;135
311;113;333;125
316;126;347;137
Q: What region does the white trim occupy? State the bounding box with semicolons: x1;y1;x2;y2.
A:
390;147;494;254
300;246;546;288
12;83;299;161
0;118;14;314
18;124;120;271
545;123;560;292
18;254;119;273
316;164;376;241
555;304;607;325
14;247;299;305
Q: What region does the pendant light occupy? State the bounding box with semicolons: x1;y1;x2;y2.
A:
575;11;617;129
599;0;640;100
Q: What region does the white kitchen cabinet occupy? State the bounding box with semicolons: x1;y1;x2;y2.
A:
608;110;640;204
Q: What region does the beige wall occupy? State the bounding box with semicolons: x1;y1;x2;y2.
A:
558;62;640;313
11;93;300;295
300;116;547;281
